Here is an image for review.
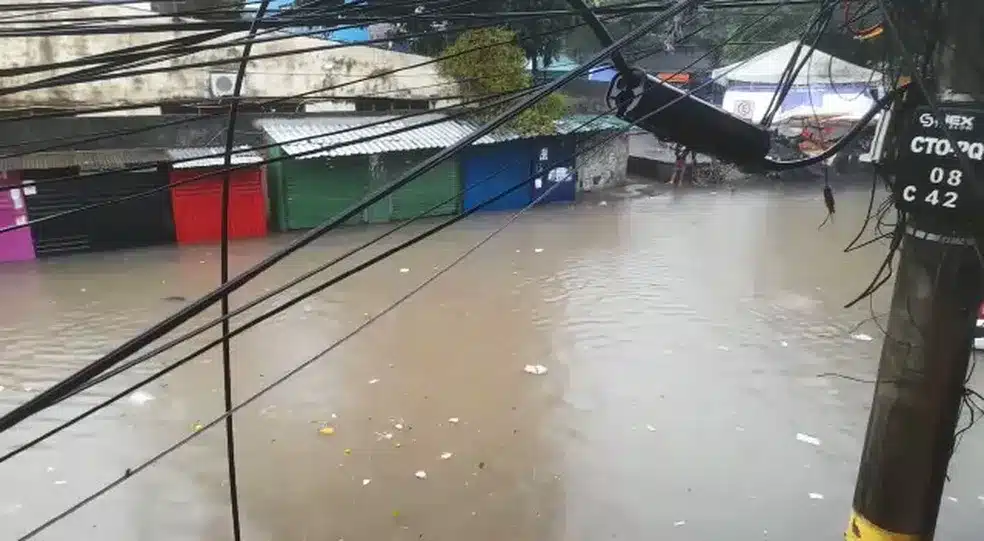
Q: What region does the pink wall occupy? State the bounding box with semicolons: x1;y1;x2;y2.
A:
0;171;35;263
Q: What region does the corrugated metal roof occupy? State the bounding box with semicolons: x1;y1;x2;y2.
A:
555;115;634;134
253;114;635;159
254;114;502;159
167;147;264;169
0;149;169;171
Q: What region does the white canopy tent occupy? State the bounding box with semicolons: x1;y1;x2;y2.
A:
712;41;882;86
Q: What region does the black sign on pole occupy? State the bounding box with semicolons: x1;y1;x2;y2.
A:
893;105;984;234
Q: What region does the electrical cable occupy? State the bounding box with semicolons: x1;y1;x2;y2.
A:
0;8;704;239
0;0;702;434
0;6;635;179
215;0;272;538
6;17;787;530
0;31;692;236
0;1;520;95
0;0;789;457
13;162;569;541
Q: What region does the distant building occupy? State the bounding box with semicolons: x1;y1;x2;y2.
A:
0;2;457;113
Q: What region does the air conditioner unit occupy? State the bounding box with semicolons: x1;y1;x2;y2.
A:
209;73;241;98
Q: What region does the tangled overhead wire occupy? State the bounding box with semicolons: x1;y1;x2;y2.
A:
0;0;925;538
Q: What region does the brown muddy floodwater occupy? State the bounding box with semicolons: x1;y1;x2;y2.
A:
1;183;983;541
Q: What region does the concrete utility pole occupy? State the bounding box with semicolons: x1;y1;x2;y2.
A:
845;1;984;540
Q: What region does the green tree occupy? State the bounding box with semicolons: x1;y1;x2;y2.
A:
439;27;567;135
368;1;575;67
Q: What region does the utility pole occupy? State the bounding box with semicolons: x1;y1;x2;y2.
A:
845;1;984;540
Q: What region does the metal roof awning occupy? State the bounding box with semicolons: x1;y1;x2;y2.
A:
253;114;635;160
166;147;264;169
0;149;170;171
254;114;502;159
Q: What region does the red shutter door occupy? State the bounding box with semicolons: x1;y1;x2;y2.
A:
170;168;267;244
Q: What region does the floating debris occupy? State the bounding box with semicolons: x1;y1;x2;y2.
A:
599;201;608;206
717;345;730;352
448;417;460;425
673;520;686;527
534;248;544;253
344;448;352;456
192;422;204;432
399;268;410;274
128;390;155;405
523;364;548;375
780;341;789;347
947;496;958;503
375;431;394;441
368;378;380;385
54;480;67;486
394;423;404;430
645;425;657;432
362;479;372;487
440;452;453;460
852;333;874;342
808;493;824;500
319;426;336;436
415;470;428;480
796;433;821;446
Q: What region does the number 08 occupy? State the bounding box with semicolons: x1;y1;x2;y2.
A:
929;167;963;186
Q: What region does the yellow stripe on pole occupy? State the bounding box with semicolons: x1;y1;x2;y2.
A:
845;510;924;541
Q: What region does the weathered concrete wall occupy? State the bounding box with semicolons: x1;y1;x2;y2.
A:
0;1;457;108
575;132;629;193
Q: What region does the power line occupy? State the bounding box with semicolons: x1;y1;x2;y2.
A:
0;0;700;436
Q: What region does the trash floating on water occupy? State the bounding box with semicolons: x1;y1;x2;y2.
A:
673;520;686;527
192;422;204;432
344;449;352;456
415;470;428;479
780;341;789;347
448;417;460;425
808;493;824;500
362;479;371;487
523;364;548;375
376;431;394;440
128;390;155;405
645;425;657;432
852;333;874;342
440;452;453;460
394;423;404;430
319;426;336;436
368;378;380;385
599;201;608;206
54;480;67;486
717;345;730;351
947;496;958;503
796;433;821;446
534;248;544;253
399;268;410;274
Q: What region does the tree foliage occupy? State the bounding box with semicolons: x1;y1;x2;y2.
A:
367;0;576;66
563;2;884;69
439;28;567;135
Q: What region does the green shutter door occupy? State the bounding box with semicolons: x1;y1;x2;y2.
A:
386;151;460;221
266;147;288;232
365;155;392;224
282;156;370;230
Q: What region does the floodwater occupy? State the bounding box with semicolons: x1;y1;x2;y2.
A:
1;182;983;541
